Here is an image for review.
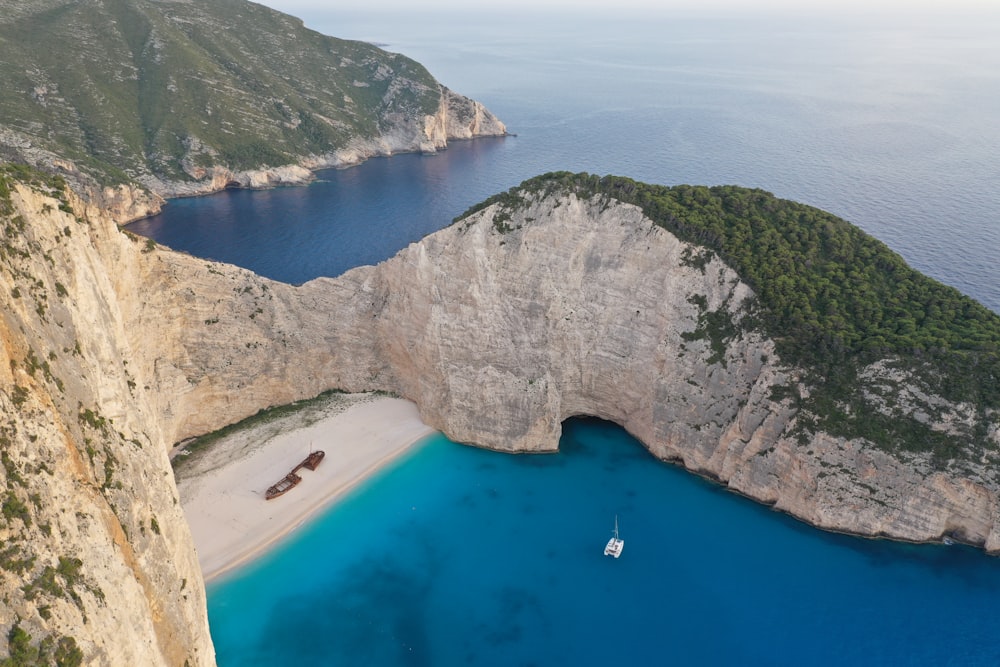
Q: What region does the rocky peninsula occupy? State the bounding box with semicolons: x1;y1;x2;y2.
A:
0;0;506;206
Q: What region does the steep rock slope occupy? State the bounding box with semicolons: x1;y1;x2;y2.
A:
0;0;505;197
0;170;212;665
358;191;1000;550
134;184;1000;553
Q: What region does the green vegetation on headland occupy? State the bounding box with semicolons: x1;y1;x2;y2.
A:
0;0;442;184
461;172;1000;466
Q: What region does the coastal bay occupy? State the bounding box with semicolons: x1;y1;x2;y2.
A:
2;1;998;664
206;418;1000;666
180;9;1000;664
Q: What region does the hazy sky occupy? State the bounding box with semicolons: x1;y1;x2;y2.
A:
255;0;995;12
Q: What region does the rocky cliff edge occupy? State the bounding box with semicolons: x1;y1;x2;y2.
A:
145;86;507;200
1;176;212;665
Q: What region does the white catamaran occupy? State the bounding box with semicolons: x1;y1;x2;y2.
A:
604;515;624;558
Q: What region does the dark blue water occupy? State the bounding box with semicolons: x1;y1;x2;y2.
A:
143;8;1000;665
209;420;1000;666
128;138;514;284
128;9;1000;313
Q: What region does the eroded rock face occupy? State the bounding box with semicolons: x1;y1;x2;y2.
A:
355;195;1000;551
141;87;507;200
1;86;505;207
1;184;213;665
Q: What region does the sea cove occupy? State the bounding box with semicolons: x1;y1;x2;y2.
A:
139;7;1000;666
13;0;1000;662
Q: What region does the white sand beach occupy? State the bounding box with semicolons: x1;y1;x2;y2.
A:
174;394;436;582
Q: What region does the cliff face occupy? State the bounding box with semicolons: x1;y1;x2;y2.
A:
359;194;1000;551
149;86;507;199
0;180;212;665
4;81;506;203
5;180;999;662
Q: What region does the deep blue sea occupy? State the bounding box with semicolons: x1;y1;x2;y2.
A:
134;8;1000;665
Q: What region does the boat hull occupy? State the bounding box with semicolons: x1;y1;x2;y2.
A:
265;472;302;500
604;537;624;558
298;450;325;472
265;450;325;500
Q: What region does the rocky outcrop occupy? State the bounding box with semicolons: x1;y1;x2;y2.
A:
354;194;1000;552
6;85;507;206
5;177;999;662
432;88;510;144
141;86;507;200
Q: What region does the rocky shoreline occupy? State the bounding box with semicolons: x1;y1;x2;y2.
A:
3;88;507;228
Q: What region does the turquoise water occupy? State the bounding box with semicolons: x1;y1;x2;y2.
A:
139;8;1000;664
209;420;1000;666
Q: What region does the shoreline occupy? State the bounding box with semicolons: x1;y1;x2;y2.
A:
121;134;513;225
175;394;436;582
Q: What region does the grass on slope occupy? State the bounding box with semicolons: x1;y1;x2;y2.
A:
0;0;443;183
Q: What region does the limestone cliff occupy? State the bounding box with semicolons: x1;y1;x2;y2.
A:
5;173;1000;663
1;173;213;665
130;186;1000;556
145;86;507;199
3;80;506;203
